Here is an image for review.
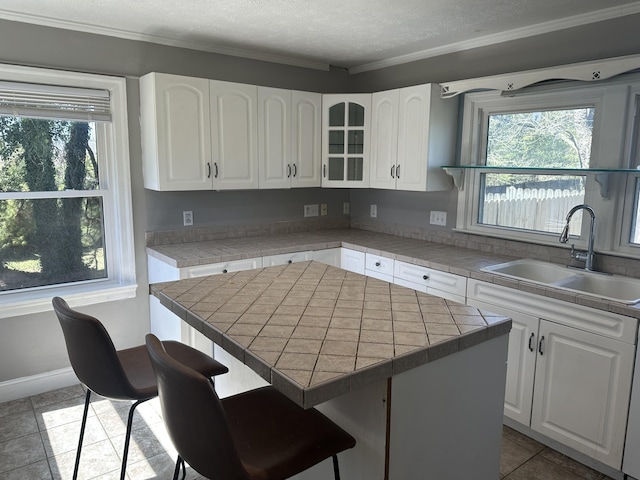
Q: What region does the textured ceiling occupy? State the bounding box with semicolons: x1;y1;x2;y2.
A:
0;0;639;72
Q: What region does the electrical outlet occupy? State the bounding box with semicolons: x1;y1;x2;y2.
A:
320;204;327;216
304;204;319;217
183;211;193;226
343;202;350;215
370;204;377;218
429;211;447;226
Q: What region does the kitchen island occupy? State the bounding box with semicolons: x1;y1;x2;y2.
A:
151;261;511;479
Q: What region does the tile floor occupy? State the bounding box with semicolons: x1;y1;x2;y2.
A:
0;384;616;480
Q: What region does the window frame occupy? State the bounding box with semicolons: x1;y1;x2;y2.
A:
0;63;136;318
456;80;633;254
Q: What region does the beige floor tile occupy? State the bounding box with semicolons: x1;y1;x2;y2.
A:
505;454;587;480
50;438;121;480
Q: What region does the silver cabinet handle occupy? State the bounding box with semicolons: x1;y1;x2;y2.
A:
293;164;297;177
323;165;326;178
396;165;400;178
391;165;395;178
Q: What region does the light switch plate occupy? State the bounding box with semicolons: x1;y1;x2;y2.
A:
183;211;193;226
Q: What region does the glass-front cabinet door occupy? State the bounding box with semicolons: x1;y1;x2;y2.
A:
322;94;371;187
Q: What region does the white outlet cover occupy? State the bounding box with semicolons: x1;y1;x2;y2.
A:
183;210;193;226
370;204;377;218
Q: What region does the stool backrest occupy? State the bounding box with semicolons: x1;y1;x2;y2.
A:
145;334;249;480
52;296;136;399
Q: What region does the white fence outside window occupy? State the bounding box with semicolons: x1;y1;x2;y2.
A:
481;187;584;235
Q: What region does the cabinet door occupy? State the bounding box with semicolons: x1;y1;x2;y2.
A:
291;91;322;188
503;313;538;424
140;73;213;190
258;87;291;189
531;320;634;468
369;90;399;190
396;85;430;192
210;80;259;190
322;94;371;188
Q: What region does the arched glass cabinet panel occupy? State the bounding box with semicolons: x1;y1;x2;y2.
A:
323;95;371;187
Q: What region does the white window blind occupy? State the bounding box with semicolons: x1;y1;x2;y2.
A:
0;80;110;122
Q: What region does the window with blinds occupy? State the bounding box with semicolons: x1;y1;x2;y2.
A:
0;80;110;291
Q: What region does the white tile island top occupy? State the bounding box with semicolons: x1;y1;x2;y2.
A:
150;260;511;408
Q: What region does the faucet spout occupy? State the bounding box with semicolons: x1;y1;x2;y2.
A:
559;204;596;271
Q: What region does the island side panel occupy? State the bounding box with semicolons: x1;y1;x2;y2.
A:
388;334;509;480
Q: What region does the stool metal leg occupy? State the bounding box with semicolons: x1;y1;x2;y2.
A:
120;398;150;480
72;389;92;480
332;454;341;480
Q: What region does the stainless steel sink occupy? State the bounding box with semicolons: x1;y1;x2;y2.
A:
482;259;640;305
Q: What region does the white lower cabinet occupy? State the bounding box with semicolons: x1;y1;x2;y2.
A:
393;260;466;303
262;250;313;266
364;253;394;282
467;279;635;469
311;247;341;267
341;248;365;274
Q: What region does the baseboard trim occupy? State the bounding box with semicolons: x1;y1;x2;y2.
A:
0;367;79;403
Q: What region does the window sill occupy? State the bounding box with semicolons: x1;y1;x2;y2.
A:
0;282;138;319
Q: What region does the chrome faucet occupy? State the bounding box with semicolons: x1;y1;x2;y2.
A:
559;204;596;271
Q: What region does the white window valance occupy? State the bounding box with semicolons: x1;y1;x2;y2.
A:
439;54;640;98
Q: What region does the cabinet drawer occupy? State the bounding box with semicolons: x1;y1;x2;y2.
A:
365;253;394;276
263;251;313;266
394;260;466;297
180;257;263;278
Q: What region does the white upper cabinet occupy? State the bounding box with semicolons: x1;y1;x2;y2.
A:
210;80;259;190
370;84;457;192
322;94;371;188
291;91;322;188
370;89;399;190
140;73;213;191
258;88;321;189
140;73;258;191
258;87;291;189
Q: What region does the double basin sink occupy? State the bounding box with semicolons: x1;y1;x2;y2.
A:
482;259;640;305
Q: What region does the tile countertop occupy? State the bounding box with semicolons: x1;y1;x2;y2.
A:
150;261;512;408
146;228;640;319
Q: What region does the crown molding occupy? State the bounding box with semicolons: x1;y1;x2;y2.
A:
348;2;640;75
0;9;331;71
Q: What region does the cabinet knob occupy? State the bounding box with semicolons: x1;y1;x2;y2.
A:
375;262;381;267
222;269;228;273
288;260;293;264
423;274;429;280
